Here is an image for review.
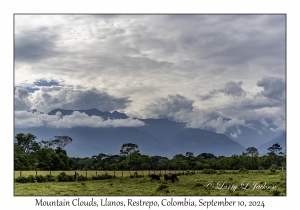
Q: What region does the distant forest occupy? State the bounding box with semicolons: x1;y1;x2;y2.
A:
14;133;286;171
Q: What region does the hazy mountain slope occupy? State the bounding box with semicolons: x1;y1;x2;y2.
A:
171;128;245;156
258;131;286;155
15;108;281;158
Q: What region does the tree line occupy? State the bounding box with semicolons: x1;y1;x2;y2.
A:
14;133;286;171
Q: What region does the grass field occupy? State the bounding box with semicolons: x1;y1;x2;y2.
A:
14;170;286;196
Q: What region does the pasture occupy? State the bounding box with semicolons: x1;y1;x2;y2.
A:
14;170;286;196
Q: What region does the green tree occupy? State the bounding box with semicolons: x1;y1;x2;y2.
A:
245;147;259;169
15;133;37;153
120;143;139;169
268;143;282;165
51;136;73;149
186;152;196;169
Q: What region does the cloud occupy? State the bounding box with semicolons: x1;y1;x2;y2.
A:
15;111;145;129
145;94;194;118
220;81;246;97
15;27;58;62
257;76;285;101
199;81;246;100
14;15;286;135
14;87;132;113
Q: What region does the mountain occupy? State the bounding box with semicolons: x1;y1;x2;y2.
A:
258;131;286;155
171;128;245;156
15;108;269;158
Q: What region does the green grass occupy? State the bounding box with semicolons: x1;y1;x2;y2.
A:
14;170;286;196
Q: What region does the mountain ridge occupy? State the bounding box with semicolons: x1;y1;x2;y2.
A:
14;108;285;158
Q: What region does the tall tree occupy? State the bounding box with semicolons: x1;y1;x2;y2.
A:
52;136;73;149
15;133;37;153
120;143;139;169
245;147;259;169
267;143;282;164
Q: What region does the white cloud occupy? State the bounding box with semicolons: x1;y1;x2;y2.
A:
14;86;131;113
15;111;145;129
14;15;286;133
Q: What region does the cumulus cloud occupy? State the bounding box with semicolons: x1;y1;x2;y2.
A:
257;76;285;101
15;111;145;129
145;94;194;118
14;87;132;113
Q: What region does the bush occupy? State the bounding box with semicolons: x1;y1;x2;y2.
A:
46;174;57;182
195;183;203;187
202;169;216;174
91;174;114;180
269;164;277;174
57;172;73;182
157;183;168;191
271;189;281;196
27;175;36;183
78;175;88;181
36;175;48;183
218;170;226;175
15;176;28;183
239;168;248;174
203;163;210;169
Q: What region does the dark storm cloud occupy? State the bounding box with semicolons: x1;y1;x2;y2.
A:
257;76;285;101
14;27;58;62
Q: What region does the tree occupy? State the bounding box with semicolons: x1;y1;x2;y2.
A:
15;133;37;153
267;143;282;165
120;143;139;169
186;152;196;169
52;136;73;149
245;147;259;169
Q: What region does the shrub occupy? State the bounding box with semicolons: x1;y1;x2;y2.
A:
15;176;28;183
203;163;210;169
195;183;203;187
91;174;114;180
271;189;281;196
202;169;216;174
36;175;48;183
239;168;248;174
57;172;73;182
157;183;168;191
218;169;226;175
46;174;57;182
27;175;36;183
269;164;277;174
78;175;89;181
270;168;276;174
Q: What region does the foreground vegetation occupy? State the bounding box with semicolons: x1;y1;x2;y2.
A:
14;170;286;196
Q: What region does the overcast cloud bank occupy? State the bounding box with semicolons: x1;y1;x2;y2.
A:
14;15;286;137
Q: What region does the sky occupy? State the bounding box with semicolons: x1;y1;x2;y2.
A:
14;14;286;134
